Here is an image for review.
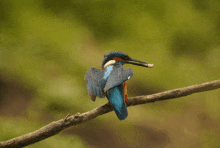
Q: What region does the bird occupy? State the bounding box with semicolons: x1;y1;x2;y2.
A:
84;51;154;120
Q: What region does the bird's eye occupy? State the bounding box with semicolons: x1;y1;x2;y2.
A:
125;56;130;60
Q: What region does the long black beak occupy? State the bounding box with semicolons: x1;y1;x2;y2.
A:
125;58;154;68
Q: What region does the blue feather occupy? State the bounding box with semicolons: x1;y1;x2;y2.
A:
104;65;133;92
107;85;128;120
103;65;113;80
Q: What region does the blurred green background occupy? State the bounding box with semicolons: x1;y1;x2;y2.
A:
0;0;220;147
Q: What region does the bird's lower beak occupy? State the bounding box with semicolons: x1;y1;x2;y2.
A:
125;58;154;68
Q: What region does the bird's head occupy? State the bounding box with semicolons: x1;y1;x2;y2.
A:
102;51;154;68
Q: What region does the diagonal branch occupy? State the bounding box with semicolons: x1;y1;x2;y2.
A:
1;79;220;148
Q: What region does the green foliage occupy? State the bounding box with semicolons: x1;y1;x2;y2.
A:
1;0;220;147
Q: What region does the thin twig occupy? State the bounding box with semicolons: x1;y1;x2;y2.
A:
64;113;70;122
0;79;220;148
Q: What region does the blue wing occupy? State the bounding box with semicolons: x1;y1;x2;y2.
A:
107;84;128;120
84;67;106;101
104;65;133;92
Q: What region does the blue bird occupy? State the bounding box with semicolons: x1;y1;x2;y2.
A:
84;51;154;120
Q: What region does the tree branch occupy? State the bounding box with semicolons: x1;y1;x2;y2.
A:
1;79;220;148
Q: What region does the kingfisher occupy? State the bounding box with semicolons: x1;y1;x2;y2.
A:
84;51;154;120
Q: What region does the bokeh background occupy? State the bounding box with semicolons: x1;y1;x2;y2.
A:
1;0;220;147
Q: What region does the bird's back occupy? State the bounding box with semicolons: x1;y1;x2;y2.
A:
107;84;128;120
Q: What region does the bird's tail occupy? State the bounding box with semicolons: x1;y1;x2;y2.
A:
107;85;128;120
113;101;128;120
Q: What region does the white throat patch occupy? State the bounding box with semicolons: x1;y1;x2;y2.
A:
104;60;116;68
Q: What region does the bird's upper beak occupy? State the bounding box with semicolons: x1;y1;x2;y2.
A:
125;58;154;68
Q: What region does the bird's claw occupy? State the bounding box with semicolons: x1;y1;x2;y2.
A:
125;94;128;102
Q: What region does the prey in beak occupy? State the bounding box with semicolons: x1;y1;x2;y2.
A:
125;58;154;68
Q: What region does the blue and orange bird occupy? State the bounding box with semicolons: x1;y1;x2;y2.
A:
85;51;154;120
